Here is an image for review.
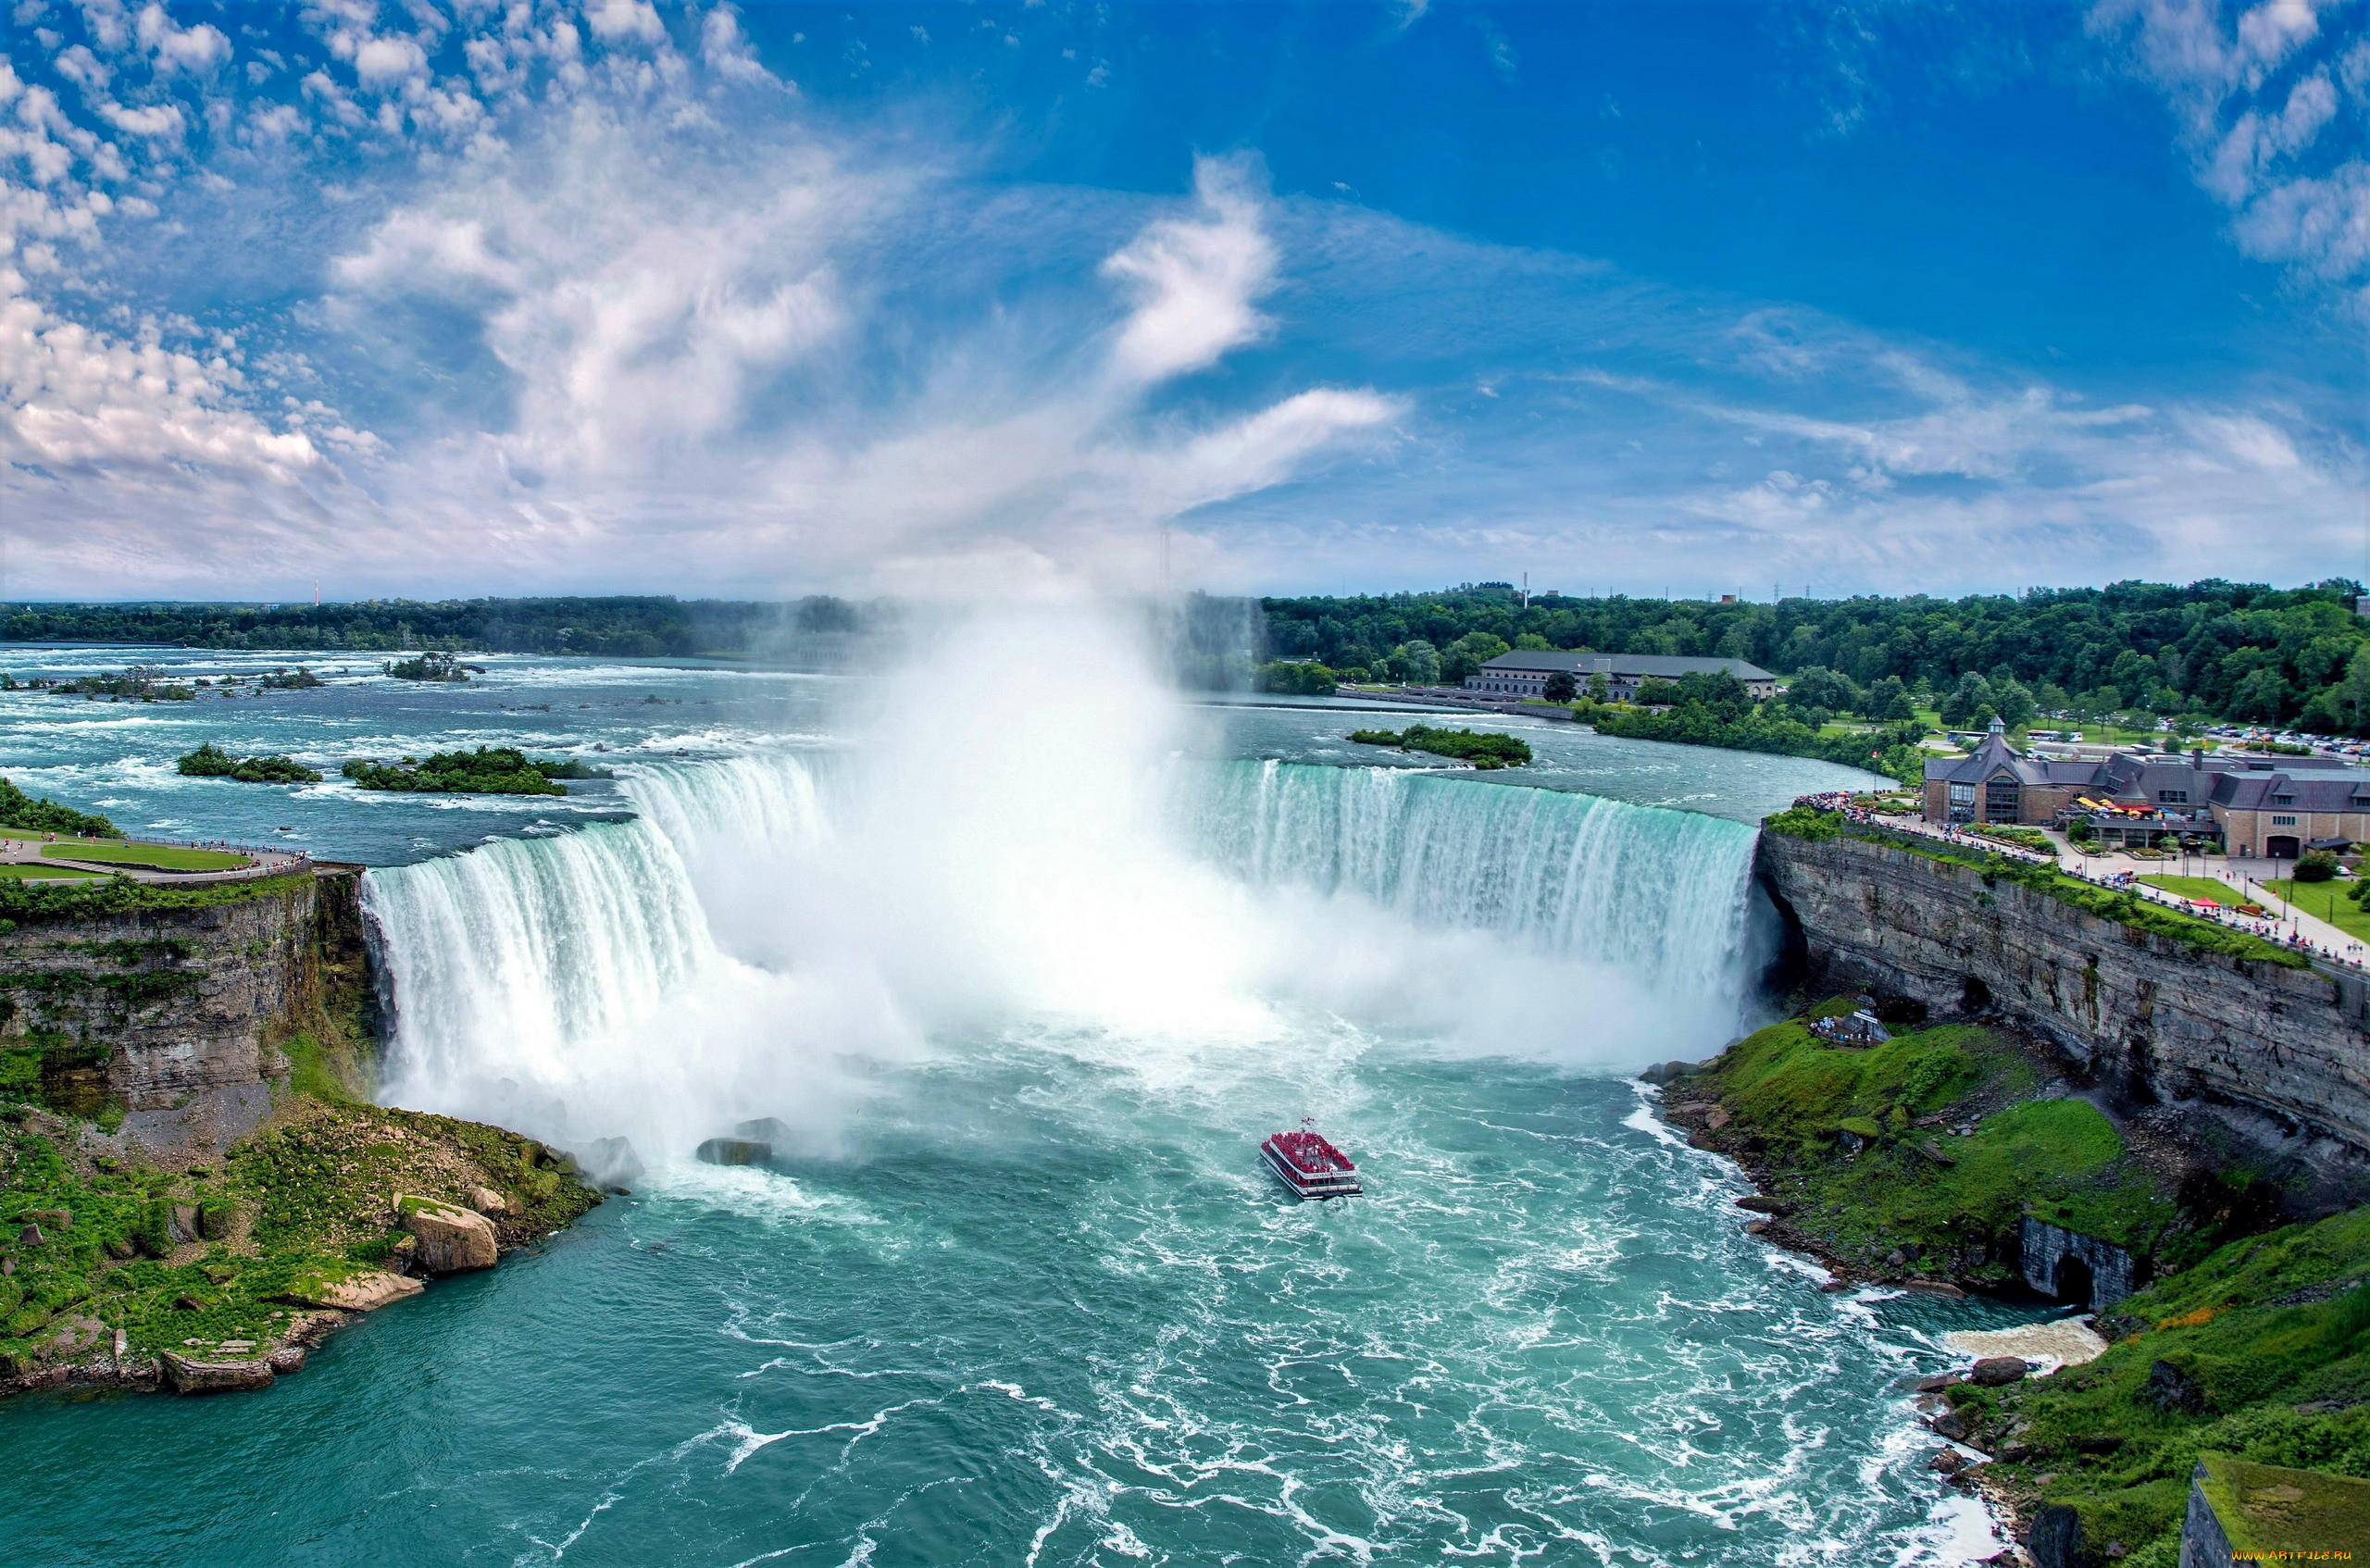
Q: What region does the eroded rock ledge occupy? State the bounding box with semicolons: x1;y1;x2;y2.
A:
1755;828;2370;1189
1;1098;601;1401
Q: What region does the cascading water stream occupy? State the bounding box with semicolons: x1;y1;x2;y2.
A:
1183;757;1758;1002
363;752;1765;1156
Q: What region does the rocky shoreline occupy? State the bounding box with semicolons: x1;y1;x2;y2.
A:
1644;993;2370;1567
1;1097;605;1405
1640;1078;2051;1563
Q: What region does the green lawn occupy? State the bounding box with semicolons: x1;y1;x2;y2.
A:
2264;877;2370;942
0;864;103;880
2138;874;2241;904
42;842;253;871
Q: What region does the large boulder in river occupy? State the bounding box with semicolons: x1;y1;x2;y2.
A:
161;1350;274;1395
1968;1356;2030;1387
278;1269;424;1312
395;1195;498;1274
733;1117;792;1144
697;1137;770;1167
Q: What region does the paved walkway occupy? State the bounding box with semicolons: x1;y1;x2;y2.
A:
0;834;312;885
1842;810;2369;974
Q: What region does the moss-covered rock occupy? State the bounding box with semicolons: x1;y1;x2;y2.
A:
1666;1006;2225;1288
0;1094;599;1397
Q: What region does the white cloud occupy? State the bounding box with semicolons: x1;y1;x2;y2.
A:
583;0;664;49
74;0;129;54
0;1;2356;599
51;44;107;92
96;97;181;140
2231;159;2370;280
135;3;229;75
0;268;324;479
1101;154;1277;384
351;33;428;90
2095;0;2366;305
699;6;777;85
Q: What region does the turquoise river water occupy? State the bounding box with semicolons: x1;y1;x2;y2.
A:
0;643;2042;1565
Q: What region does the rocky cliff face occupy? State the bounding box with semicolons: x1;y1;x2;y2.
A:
0;870;368;1128
1755;832;2370;1182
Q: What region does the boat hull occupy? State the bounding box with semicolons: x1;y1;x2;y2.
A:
1262;1139;1362;1200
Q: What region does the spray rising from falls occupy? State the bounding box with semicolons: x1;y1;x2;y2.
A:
364;746;1765;1163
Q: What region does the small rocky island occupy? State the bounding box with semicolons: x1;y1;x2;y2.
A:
1347;725;1532;769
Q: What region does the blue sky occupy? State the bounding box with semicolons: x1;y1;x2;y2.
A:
1;0;2364;601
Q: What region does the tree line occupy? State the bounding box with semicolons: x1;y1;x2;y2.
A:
18;580;2370;733
0;595;875;658
1257;579;2370;732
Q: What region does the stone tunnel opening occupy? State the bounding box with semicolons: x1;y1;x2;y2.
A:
2053;1255;2096;1310
1961;975;1993;1015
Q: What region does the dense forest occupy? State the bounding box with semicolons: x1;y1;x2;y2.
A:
1259;579;2370;732
0;595;871;658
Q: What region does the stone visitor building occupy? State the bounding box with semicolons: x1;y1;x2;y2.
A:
1923;718;2370;859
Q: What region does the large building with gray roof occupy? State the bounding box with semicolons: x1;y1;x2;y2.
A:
1466;651;1777;703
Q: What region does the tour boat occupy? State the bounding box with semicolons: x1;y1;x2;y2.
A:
1262;1121;1363;1199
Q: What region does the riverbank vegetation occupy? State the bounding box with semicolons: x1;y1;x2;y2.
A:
1763;807;2308;968
1348;726;1532;768
340;747;593;796
0;594;877;659
0;778;116;840
1666;1013;2236;1282
1584;670;1929;783
1257;661;1339;695
176;743;322;785
0;872;311;927
1664;1002;2350;1562
1968;1207;2370;1564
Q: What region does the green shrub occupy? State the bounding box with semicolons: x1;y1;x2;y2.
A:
341;747;568;797
0;777;114;838
0;872;309;927
2295;851;2339;883
1348;727;1532;767
1256;661;1337;697
176;742;238;778
1761;805;1843;841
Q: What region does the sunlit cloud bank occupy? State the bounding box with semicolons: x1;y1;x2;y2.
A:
0;1;2361;600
